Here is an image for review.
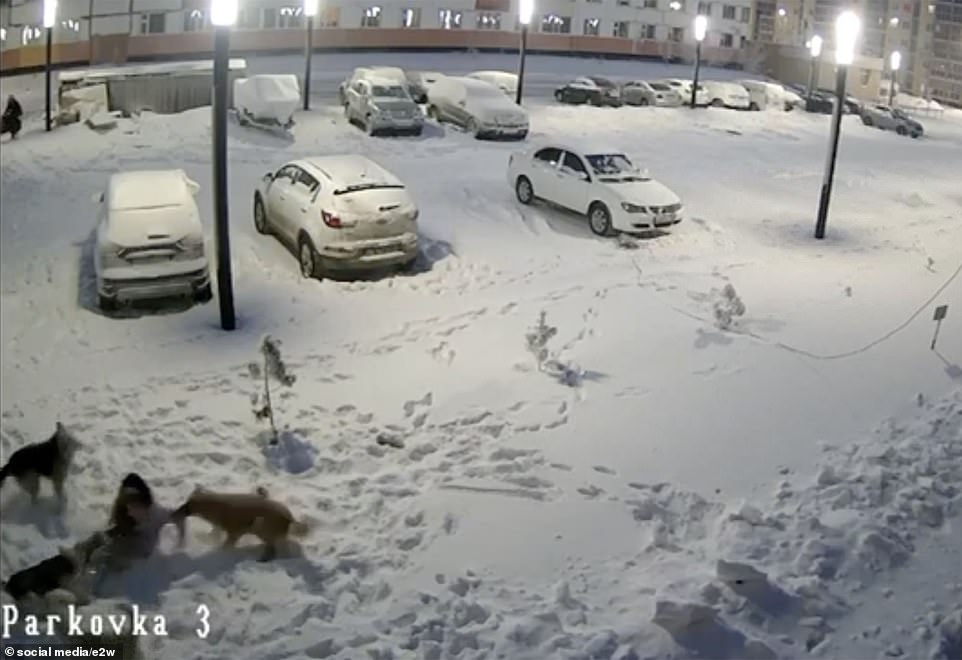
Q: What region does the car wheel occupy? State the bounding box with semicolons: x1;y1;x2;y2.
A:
749;102;760;111
194;283;213;303
639;97;650;107
99;294;117;312
253;195;269;234
467;118;482;139
555;90;563;102
412;127;423;137
861;116;873;126
365;115;378;136
427;105;440;121
711;98;724;108
911;131;921;139
896;125;907;136
590;95;603;107
298;236;320;279
588;202;614;237
516;176;534;205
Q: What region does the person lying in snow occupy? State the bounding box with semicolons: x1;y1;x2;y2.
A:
87;473;185;591
2;95;23;139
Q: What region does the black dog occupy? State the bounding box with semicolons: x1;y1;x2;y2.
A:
3;532;106;601
0;422;82;503
1;95;22;139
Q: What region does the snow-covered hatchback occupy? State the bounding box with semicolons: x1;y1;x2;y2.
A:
254;156;420;278
508;143;684;236
94;169;210;311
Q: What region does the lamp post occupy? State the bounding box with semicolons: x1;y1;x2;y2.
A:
43;0;56;132
814;10;860;240
516;0;533;104
211;0;237;330
888;49;901;106
303;0;317;110
806;34;822;104
690;14;707;108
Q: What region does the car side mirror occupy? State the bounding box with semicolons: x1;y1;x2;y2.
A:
578;171;590;182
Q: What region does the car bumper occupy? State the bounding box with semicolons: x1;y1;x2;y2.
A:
372;118;424;132
317;236;419;270
613;210;684;232
480;125;528;139
99;266;209;302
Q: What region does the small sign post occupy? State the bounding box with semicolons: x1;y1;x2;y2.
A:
931;305;948;351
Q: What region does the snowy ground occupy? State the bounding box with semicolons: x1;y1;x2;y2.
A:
2;53;961;660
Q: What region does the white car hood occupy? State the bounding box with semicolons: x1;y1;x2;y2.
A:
602;178;680;207
471;99;527;122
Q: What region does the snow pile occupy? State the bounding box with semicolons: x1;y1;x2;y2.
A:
233;75;300;125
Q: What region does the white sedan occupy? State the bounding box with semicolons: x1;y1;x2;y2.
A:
253;155;420;278
508;143;683;236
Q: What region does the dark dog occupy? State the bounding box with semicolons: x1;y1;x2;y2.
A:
1;95;22;139
0;422;82;504
2;532;106;602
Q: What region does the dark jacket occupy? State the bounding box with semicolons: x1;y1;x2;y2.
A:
3;97;23;120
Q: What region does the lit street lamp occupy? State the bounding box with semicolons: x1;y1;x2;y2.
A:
303;0;317;110
43;0;56;132
888;50;901;106
814;10;860;240
211;0;237;330
806;35;822;105
690;14;707;108
516;0;533;105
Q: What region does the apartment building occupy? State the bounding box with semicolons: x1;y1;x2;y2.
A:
929;0;961;104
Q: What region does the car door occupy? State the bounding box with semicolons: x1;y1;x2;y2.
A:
285;167;321;240
528;147;563;201
266;165;298;241
555;151;592;213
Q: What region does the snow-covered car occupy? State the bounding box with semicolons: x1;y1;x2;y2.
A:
338;66;412;106
554;77;623;107
508;142;683;236
860;104;923;138
466;70;518;98
621;80;683;107
343;76;423;136
233;75;300;129
94;170;210;311
253;156;419;278
426;76;528;140
701;81;751;109
738;80;803;111
659;79;709;106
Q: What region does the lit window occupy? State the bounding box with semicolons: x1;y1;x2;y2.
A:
184;9;205;32
540;14;571;33
279;6;304;28
402;8;421;28
361;6;382;27
477;12;501;29
438;9;462;29
583;18;600;36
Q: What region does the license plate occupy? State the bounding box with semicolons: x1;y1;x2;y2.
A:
367;245;399;256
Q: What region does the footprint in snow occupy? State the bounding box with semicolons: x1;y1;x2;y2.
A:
593;465;617;476
578;485;605;498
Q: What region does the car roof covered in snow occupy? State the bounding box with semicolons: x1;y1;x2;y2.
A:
297;156;402;190
107;170;197;210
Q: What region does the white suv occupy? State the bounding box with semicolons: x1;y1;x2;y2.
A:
253;156;420;278
343;77;424;136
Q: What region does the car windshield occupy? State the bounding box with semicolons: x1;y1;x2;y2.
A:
585;154;645;178
650;83;670;91
891;108;908;120
589;77;614;88
372;85;407;98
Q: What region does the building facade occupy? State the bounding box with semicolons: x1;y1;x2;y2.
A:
929;0;961;103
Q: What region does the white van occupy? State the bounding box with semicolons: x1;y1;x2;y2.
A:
701;81;751;109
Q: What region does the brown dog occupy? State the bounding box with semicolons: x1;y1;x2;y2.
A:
170;486;309;561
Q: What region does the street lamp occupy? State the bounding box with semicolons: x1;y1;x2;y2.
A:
888;50;901;106
516;0;533;104
806;34;822;104
211;0;237;330
43;0;56;132
690;14;707;108
303;0;318;110
814;9;860;240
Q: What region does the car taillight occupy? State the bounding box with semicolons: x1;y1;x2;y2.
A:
322;210;342;228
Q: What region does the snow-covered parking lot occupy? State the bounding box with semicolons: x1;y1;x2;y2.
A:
2;53;961;660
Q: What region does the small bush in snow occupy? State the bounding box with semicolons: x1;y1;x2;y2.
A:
249;335;296;445
525;311;584;388
712;284;746;331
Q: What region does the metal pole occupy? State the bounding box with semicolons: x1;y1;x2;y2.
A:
45;27;52;132
212;26;236;330
690;40;701;108
303;15;313;111
806;55;817;103
516;24;527;105
814;65;847;240
888;69;896;106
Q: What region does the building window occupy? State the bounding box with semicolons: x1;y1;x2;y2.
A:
740;6;751;22
860;69;871;86
740;34;748;48
361;6;382;27
477;12;501;29
541;14;571;33
279;7;304;28
184;9;205;32
263;8;277;27
439;9;462;28
140;12;165;33
722;4;735;19
697;2;711;15
641;23;657;38
320;7;340;26
644;0;658;7
236;8;260;28
613;20;630;37
720;32;733;46
402;7;421;27
669;26;683;41
584;18;600;35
